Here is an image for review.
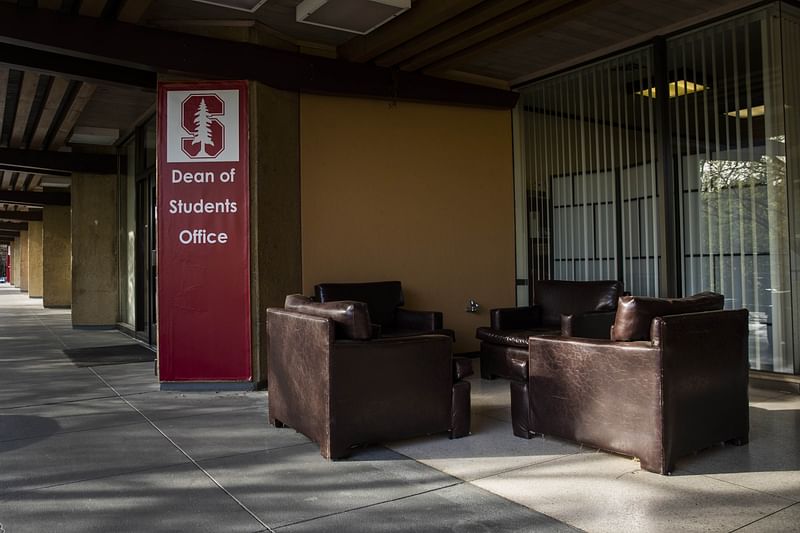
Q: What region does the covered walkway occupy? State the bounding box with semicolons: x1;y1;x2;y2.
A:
1;284;798;532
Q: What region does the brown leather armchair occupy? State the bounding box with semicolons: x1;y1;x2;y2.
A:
267;295;471;460
476;280;623;380
510;292;750;474
314;281;454;339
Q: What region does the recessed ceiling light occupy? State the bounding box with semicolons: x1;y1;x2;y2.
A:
636;80;706;98
190;0;269;13
296;0;411;35
69;127;119;146
725;104;765;119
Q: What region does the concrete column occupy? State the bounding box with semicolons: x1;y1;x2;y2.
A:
249;82;302;387
27;222;43;298
18;231;28;292
11;238;20;286
71;174;118;326
43;206;72;308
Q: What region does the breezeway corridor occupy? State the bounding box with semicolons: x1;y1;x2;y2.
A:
1;284;799;532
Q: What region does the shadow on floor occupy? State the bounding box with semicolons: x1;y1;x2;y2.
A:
64;344;155;367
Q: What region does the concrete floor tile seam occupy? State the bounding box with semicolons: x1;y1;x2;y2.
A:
0;393;139;411
728;501;800;532
121;404;258;423
0;418;149;444
87;367;276;533
0;459;198;500
188;441;314;466
458;451;588;485
692;471;800;504
269;481;465;531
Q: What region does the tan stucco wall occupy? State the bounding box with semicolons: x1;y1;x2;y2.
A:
300;95;516;352
72;174;118;326
250;82;302;385
43;206;72;308
18;231;28;291
27;222;43;298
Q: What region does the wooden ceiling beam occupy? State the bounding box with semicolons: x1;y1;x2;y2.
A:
419;0;617;74
373;0;530;68
38;1;63;10
0;221;28;231
79;0;107;18
338;0;487;63
0;190;70;207
0;42;156;90
0;209;43;221
29;77;69;150
0;68;8;137
0;222;28;231
0;147;117;175
0;3;518;109
118;0;154;23
49;82;96;150
9;71;40;148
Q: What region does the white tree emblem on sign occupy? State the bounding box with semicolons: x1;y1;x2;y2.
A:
180;93;225;159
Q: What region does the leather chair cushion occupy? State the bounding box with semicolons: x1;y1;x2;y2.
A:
611;291;725;341
476;326;557;348
284;294;373;340
315;281;403;327
534;280;623;327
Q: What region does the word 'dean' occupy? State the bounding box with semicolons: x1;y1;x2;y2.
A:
172;168;237;183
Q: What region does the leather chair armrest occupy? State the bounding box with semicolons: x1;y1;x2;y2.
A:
561;310;616;339
508;355;528;382
490;306;542;330
396;308;444;331
453;357;474;381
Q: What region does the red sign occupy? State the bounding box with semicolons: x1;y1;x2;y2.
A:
157;81;251;382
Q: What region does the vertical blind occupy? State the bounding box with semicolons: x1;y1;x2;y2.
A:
515;4;799;374
671;8;793;372
516;47;660;297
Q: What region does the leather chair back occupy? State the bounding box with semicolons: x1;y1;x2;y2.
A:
315;281;404;328
533;280;623;327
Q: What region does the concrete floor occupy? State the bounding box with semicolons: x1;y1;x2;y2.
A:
1;284;799;532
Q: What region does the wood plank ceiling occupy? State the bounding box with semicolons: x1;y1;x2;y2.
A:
0;0;760;220
0;0;153;219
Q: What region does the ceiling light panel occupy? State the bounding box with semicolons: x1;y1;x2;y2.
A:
190;0;269;13
296;0;411;35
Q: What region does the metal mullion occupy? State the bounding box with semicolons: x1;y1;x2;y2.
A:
525;92;535;287
617;55;632;291
721;28;734;306
732;25;748;309
681;39;709;296
715;31;730;300
646;47;659;295
638;49;651;295
744;21;760;341
545;85;552;280
609;56;621;283
701;36;715;293
698;35;719;290
579;73;589;280
590;68;601;279
675;42;696;294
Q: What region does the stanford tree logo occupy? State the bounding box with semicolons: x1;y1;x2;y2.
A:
181;93;225;159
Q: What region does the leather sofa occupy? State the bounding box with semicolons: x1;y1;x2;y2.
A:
510;292;750;474
476;280;623;380
267;295;472;460
315;281;454;339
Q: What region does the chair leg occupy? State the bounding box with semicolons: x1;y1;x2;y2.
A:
450;381;471;438
727;436;749;446
510;380;532;439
